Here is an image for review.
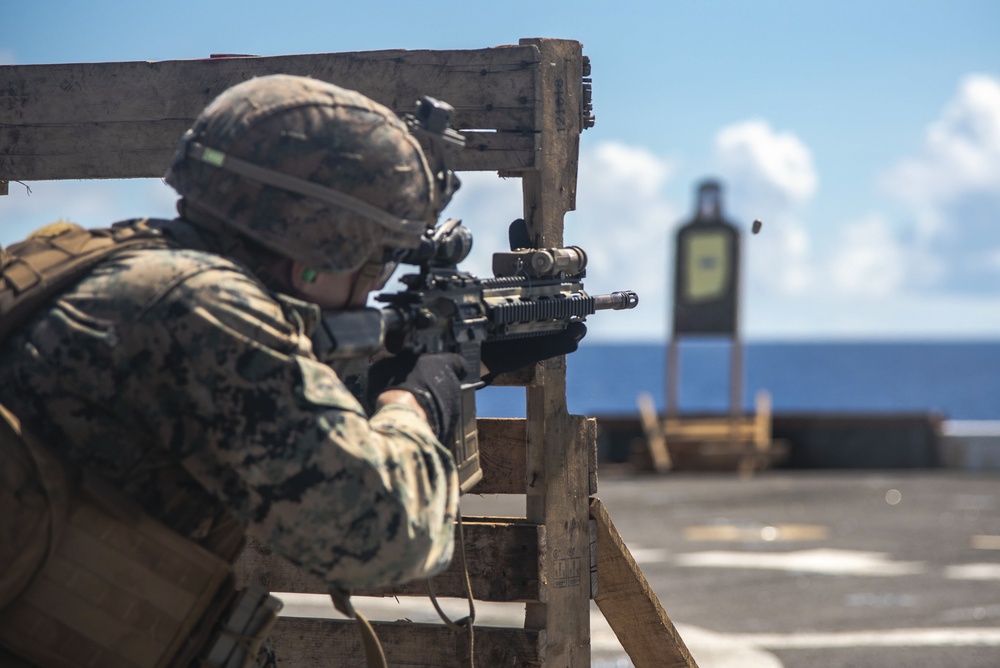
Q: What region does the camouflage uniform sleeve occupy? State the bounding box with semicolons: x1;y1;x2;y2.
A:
127;263;459;589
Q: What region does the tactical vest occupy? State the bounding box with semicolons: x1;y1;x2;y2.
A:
0;219;281;668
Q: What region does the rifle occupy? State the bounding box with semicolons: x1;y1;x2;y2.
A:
314;218;638;492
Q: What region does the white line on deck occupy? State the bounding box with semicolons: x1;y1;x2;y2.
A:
724;627;1000;649
674;548;926;576
945;563;1000;580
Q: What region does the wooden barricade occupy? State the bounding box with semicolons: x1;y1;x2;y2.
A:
639;390;786;474
1;39;696;667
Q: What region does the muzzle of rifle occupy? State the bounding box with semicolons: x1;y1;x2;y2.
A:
593;290;639;310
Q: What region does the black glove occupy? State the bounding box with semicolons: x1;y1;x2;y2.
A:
366;352;466;446
480;322;587;385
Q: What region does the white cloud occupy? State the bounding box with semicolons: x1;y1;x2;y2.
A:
573;141;679;278
704;82;1000;339
878;74;1000;293
0;49;15;65
582;140;676;200
708;121;820;300
883;74;1000;217
438;171;525;278
570;142;682;341
827;213;909;297
714;119;818;218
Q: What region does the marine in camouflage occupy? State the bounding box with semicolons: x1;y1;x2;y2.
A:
0;74;467;668
0;226;459;588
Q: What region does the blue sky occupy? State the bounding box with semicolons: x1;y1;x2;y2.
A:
2;0;999;342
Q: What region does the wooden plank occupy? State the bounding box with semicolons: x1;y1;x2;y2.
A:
477;418;526;495
0;123;535;180
0;48;540;123
235;519;543;603
474;416;596;495
488;366;534;386
653;437;784;471
518;37;591;666
460;130;537;171
590;498;698;668
0;46;542;181
662;420;757;440
270;617;544;667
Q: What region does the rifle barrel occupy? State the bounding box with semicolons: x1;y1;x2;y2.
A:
593;290;639;311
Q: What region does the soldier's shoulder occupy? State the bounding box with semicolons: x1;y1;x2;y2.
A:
109;245;261;294
117;245;246;274
86;245;273;317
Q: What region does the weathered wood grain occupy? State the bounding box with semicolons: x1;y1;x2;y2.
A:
474;416;596;496
270;617;544;667
0;124;535;179
235;519;544;603
0;47;540;122
0;45;542;181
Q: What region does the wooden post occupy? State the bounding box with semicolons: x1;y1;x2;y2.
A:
518;37;591;666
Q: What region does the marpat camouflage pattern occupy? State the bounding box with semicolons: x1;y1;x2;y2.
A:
164;74;437;272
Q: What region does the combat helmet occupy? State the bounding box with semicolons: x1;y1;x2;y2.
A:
164;74;459;275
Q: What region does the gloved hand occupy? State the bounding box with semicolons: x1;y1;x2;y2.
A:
480;322;587;385
366;352;466;446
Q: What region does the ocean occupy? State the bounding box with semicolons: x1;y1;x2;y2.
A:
476;340;1000;421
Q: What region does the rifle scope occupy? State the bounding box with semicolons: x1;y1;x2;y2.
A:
399;219;473;268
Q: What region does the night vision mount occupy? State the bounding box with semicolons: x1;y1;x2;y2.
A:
403;96;466;213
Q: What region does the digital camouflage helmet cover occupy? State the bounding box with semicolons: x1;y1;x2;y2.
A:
165;74;457;273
